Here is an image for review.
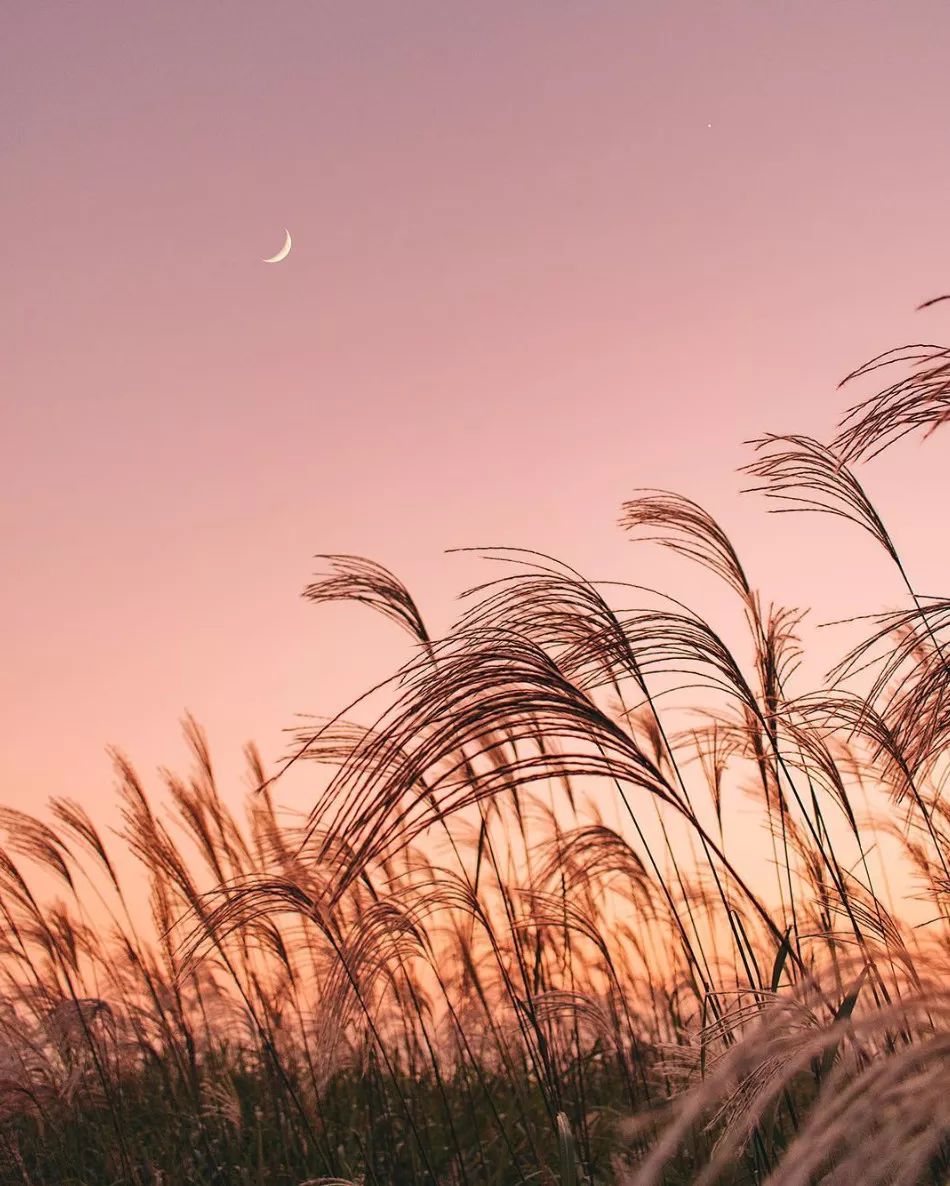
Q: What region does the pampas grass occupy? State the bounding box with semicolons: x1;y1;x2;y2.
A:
3;304;950;1182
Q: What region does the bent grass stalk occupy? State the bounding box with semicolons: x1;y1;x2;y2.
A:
2;305;950;1182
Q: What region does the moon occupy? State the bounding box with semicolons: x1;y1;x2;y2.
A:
262;229;292;264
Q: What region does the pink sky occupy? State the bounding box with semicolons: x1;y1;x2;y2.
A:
4;2;950;822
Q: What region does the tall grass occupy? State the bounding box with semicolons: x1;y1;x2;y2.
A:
3;307;950;1183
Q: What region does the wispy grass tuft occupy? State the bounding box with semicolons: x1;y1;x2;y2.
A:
3;299;950;1183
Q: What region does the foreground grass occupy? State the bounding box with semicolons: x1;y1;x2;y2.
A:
3;303;950;1183
4;1062;644;1185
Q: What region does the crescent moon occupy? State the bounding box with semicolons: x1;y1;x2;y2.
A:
262;229;292;264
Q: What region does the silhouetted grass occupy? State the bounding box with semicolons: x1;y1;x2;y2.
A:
3;300;950;1183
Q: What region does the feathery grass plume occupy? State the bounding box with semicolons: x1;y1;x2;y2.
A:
834;342;950;463
303;553;432;645
623;962;950;1186
742;434;900;563
620;491;753;607
297;630;678;890
8;293;950;1183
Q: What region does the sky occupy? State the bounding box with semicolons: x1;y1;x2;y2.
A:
4;1;950;826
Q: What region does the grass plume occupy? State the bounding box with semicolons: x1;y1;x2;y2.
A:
4;300;950;1182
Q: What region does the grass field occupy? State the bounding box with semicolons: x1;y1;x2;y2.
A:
3;314;950;1183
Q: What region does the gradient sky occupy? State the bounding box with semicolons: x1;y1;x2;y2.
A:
4;2;950;822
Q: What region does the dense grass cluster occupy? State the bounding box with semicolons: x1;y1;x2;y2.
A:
4;313;950;1184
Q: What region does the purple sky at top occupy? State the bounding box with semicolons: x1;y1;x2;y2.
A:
3;2;950;818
